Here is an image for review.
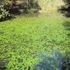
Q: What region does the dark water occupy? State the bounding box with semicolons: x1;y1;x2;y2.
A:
33;51;70;70
0;58;7;70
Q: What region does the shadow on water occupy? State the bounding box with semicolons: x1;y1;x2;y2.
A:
0;58;7;70
63;21;70;49
63;21;70;38
64;22;70;31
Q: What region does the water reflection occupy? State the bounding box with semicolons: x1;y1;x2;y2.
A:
33;51;70;70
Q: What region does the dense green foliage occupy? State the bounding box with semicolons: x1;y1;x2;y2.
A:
0;0;41;21
0;15;70;70
0;5;11;21
60;0;70;17
3;0;41;14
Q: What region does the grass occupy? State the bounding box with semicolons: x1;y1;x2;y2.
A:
0;15;70;70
